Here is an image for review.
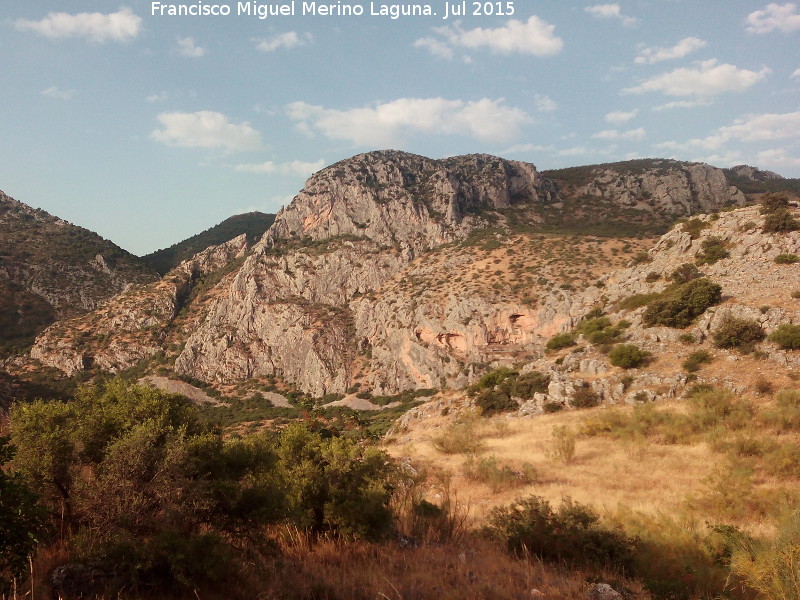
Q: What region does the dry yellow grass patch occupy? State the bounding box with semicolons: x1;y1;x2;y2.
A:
385;403;717;525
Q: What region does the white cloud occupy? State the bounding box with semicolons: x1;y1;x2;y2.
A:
652;99;713;111
41;86;75;100
757;148;800;169
286;97;531;146
624;59;770;97
414;16;564;58
634;37;706;65
605;109;638;124
146;92;169;103
591;128;646;141
657;110;800;152
534;94;557;112
151;111;262;152
255;32;312;52
745;2;800;34
234;159;326;176
177;37;205;58
413;37;454;59
14;7;141;43
792;68;800;78
584;4;637;26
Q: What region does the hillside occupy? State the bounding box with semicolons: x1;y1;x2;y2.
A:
0;190;157;355
141;211;275;275
24;151;796;401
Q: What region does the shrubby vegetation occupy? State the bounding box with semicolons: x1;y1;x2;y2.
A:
608;343;650;369
5;379;396;592
470;368;550;416
545;332;576;351
769;324;800;350
712;316;765;351
642;278;722;328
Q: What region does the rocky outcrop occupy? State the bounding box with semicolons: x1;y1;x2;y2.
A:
27;152;799;400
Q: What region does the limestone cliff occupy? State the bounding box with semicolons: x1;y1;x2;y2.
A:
25;151;797;400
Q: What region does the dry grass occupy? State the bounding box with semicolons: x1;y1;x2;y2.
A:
385;403;718;524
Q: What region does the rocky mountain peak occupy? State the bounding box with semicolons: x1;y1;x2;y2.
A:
264;151;553;252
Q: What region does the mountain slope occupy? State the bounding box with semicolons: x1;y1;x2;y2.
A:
142;211;275;275
0;190;158;354
26;151;795;399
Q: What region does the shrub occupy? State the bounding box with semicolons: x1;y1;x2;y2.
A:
609;344;650;369
0;437;49;589
774;253;799;264
712;316;765;351
792;290;800;299
474;367;517;391
475;387;517;415
463;456;536;492
486;495;637;572
542;401;564;414
549;426;577;464
769;324;800;350
763;209;799;233
632;251;651;264
642;278;722;328
670;263;701;284
682;218;709;239
432;419;486;455
754;377;774;395
546;332;576;351
695;236;729;265
571;383;600;408
509;371;549;399
682;350;712;372
617;293;660;311
679;333;697;344
759;192;790;214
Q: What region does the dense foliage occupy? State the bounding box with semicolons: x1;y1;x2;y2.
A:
642;278;722;328
7;379;395;591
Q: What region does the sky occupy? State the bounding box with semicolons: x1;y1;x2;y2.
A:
2;1;799;255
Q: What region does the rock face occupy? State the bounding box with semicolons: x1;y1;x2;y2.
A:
0;190;157;351
26;151;798;399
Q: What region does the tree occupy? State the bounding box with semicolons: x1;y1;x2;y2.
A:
0;436;48;588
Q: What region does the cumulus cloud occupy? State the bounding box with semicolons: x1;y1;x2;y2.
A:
177;37;205;58
757;148;800;169
534;94;558;112
652;99;713;111
634;37;706;65
656;110;800;152
146;92;169;103
14;7;142;43
255;32;312;52
584;4;637;26
792;68;800;78
605;109;638;124
41;86;75;100
591;128;646;141
414;16;564;58
286;97;531;146
151;111;262;152
624;59;770;97
745;2;800;33
234;159;326;176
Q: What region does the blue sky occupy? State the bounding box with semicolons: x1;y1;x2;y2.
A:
2;1;799;254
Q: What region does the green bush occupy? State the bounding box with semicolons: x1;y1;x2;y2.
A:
775;253;799;264
712;316;765;351
431;419;486;455
609;344;650;369
571;383;600;408
0;437;49;589
463;456;536;492
759;192;790;214
695;236;730;265
763;209;799;233
682;350;713;372
546;332;576;351
617;292;660;311
682;218;709;239
486;495;637;572
509;371;549;399
642;278;722;328
475;387;517;415
769;324;800;350
670;263;701;284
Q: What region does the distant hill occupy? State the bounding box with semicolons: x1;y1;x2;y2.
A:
0;190;157;355
142;212;276;275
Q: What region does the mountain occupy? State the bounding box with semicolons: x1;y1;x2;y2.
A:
0;190;158;354
142;211;276;275
26;150;799;404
